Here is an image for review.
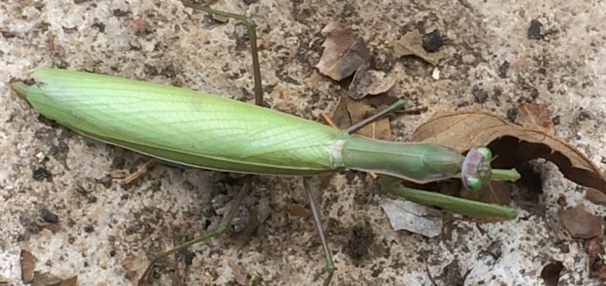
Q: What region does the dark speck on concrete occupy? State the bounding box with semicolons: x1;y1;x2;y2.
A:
528;19;543;39
40;208;59;224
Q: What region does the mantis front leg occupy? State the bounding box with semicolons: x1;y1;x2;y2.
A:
381;176;518;218
380;148;520;219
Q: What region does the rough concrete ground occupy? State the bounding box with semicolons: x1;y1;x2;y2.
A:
1;0;605;285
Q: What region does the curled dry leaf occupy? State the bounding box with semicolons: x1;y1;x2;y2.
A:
516;103;555;136
20;249;77;285
393;30;444;65
316;21;370;81
316;22;394;99
558;205;602;239
327;96;352;130
411;111;606;194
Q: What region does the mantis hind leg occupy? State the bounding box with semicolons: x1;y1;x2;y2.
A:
181;0;264;107
138;177;253;285
303;177;335;286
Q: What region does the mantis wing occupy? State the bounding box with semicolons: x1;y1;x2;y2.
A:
13;69;344;175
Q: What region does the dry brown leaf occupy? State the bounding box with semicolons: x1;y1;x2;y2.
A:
348;65;396;99
55;276;78;286
316;22;393;99
586;188;606;206
411;111;606;194
516;103;555;136
358;117;392;141
229;262;248;286
345;98;392;141
394;30;444;65
20;249;38;283
20;249;75;286
344;98;373;128
316;22;370;81
121;256;148;284
586;237;606;279
327;96;394;141
328;97;352;130
366;93;401;109
559;205;602;239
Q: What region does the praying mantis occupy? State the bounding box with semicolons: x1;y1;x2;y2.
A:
11;1;522;285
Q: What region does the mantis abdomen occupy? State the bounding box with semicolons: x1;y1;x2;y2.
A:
13;68;465;182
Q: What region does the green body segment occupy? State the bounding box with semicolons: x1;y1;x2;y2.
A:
342;136;464;183
13;68;467;182
14;69;342;175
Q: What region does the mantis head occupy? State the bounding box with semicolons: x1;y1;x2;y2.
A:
461;147;493;191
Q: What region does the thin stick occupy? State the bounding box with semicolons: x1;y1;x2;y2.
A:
123;159;156;185
320;113;338;129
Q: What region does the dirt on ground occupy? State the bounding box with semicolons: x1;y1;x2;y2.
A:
1;1;605;285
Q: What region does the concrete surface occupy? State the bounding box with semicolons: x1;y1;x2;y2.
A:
1;0;605;285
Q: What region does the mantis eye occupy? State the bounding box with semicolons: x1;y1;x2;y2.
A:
464;176;483;192
461;147;493;192
476;146;493;162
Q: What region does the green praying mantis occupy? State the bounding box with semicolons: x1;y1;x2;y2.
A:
11;1;522;285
